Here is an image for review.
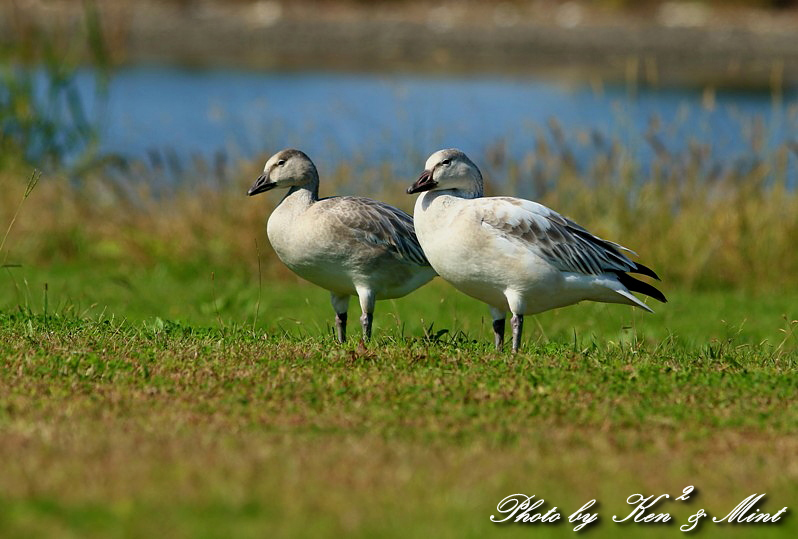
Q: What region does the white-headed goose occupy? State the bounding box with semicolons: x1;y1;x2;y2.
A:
407;148;666;353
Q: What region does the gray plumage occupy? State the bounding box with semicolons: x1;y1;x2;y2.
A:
248;149;436;343
323;196;431;268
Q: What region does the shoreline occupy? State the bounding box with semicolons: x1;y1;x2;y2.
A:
2;1;798;88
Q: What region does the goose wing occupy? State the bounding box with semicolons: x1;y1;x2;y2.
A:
477;197;659;279
324;196;432;267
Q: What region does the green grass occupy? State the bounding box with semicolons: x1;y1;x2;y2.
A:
3;261;797;346
1;263;796;537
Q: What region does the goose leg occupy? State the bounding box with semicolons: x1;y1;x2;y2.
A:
489;307;506;351
330;293;350;343
356;287;376;342
335;313;348;343
361;312;373;341
511;314;524;354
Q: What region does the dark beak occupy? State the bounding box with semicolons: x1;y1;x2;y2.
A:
247;173;277;196
406;169;437;194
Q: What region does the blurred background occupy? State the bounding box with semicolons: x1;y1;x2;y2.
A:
2;0;798;319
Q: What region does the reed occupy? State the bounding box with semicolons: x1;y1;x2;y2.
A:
0;0;108;169
2;136;797;293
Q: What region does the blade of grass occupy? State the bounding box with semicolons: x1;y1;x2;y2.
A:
0;170;40;265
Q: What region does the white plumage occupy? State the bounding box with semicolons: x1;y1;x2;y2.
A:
407;148;666;353
249;149;436;342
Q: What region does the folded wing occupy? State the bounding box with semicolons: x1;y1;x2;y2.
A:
478;197;666;302
325;196;432;268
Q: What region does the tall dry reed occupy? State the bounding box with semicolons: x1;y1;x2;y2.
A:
2;142;797;292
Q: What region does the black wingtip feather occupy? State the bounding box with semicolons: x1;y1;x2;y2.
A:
615;272;667;303
631;262;661;281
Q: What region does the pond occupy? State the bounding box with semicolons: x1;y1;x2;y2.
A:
75;66;798;186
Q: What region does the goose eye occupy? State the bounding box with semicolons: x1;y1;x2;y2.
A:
441;159;451;166
277;159;286;166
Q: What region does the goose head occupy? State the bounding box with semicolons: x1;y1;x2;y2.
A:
248;148;319;196
407;148;484;198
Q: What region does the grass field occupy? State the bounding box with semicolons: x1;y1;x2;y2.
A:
1;262;796;538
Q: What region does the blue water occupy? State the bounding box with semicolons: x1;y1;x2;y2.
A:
73;67;798;185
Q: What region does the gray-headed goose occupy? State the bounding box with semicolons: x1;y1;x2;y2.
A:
249;149;436;342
